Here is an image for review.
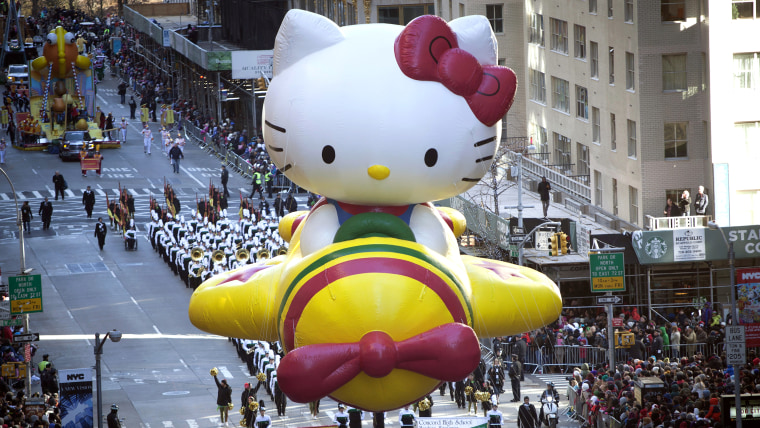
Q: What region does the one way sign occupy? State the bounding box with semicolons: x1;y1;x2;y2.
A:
596;295;622;305
13;333;39;343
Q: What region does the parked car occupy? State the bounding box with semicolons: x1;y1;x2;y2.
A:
59;130;92;161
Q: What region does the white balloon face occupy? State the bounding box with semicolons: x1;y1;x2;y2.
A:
263;19;501;206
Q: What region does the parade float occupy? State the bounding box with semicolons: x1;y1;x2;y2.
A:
17;26;118;151
188;11;563;411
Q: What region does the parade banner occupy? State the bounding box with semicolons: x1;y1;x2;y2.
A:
737;268;760;347
59;368;94;428
416;417;488;428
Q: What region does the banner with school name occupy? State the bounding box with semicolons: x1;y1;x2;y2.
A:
416;417;488;428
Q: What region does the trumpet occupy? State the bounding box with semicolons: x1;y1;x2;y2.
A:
212;249;226;264
257;249;270;261
236;248;250;262
191;247;205;261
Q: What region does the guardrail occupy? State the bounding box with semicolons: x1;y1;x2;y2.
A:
646;214;713;230
181;120;296;194
504;150;591;203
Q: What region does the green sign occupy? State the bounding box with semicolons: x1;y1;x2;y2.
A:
206;51;232;71
589;252;625;292
631;226;760;265
9;275;43;314
0;318;23;327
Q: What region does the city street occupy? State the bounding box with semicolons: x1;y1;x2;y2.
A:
0;76;575;428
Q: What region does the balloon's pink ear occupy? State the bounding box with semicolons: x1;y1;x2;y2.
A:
273;9;345;77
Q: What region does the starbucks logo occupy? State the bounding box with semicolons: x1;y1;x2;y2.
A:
645;237;668;259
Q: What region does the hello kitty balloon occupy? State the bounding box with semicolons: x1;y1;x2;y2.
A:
189;10;561;412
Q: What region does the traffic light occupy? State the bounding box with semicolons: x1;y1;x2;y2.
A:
560;232;569;255
549;233;559;256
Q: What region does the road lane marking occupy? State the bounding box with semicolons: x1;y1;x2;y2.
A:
219;366;233;379
180;165;205;187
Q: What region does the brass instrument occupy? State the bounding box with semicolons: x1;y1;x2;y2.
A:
191;247;205;261
212;249;226;264
277;247;288;256
236;248;250;262
257;249;270;261
418;398;431;411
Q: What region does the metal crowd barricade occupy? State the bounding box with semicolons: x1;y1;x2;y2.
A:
663;342;711;360
540;345;608;374
181;120;299;193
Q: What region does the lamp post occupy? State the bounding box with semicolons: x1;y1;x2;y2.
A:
95;330;122;428
707;221;740;428
0;167;31;396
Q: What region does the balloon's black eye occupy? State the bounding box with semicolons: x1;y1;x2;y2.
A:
424;148;438;167
322;145;335;164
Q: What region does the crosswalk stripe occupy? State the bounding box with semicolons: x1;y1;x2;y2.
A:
65;189;75;197
162;422;174;428
15;191;26;200
185;419;199;428
96;189;106;196
32;191;43;198
219;365;234;379
0;193;8;200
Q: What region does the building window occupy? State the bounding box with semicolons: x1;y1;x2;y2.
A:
663;54;687;91
594;170;603;206
590;0;598;14
610;113;617;151
551;77;570;113
609;47;615;84
531;123;549;163
662;0;686;21
577;143;590;184
664;122;688;159
592;107;601;144
553;132;572;170
459;3;464;17
734;52;759;89
625;0;634;22
608;0;613;17
701;52;708;91
576;85;588;120
627;119;637;158
735;121;760;158
486;5;503;33
377;4;434;24
530;13;545;46
529;69;547;104
574;25;586;60
629;186;639;224
612;178;619;216
626;52;635;91
590;42;599;78
550;18;568;54
732;1;759;19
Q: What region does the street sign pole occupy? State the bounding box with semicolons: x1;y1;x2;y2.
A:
607;297;614;371
589;246;625;372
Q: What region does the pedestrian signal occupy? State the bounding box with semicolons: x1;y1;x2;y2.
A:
560;232;569;255
549;233;559;256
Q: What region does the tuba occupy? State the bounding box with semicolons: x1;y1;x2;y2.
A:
191;247;205;261
236;248;250;262
212;249;226;264
257;248;270;261
277;246;288;256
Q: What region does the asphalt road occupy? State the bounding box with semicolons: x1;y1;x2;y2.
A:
0;75;577;428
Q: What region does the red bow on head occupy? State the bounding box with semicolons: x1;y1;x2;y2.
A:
277;323;481;404
394;15;517;127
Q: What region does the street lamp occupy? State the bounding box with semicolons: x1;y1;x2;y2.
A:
707;220;741;428
95;330;122;428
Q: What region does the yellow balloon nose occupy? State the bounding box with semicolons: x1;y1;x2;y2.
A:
368;165;390;180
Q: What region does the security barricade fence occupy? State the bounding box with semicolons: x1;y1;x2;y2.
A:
568;386;623;428
181;120;297;194
495;342;713;375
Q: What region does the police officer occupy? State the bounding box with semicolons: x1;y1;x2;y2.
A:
264;169;273;198
250;170;263;199
509;354;522;402
107;404;121;428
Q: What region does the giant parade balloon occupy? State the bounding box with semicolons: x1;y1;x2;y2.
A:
189;9;562;411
